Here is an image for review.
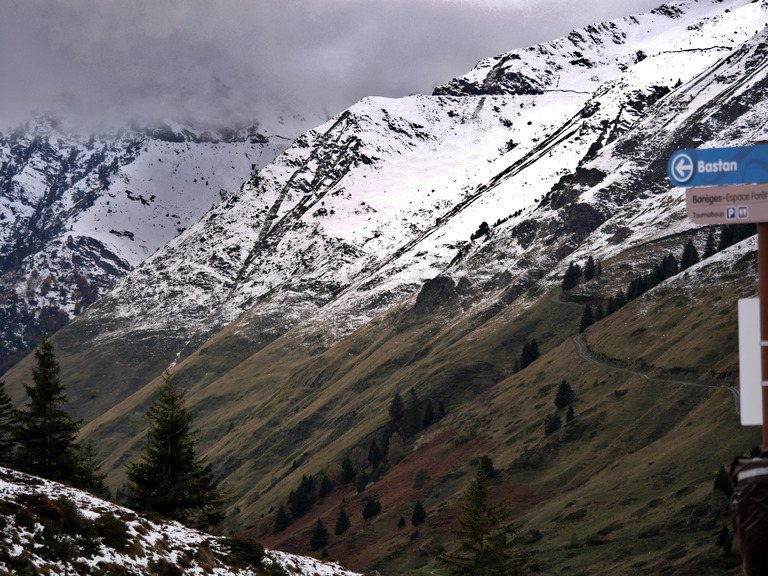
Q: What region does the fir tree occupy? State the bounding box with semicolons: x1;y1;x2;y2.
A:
423;399;436;429
341;456;356;484
412;499;427;526
579;305;594;333
478;455;496;479
408;387;422;435
13;338;99;488
658;253;679;283
335;507;351;536
355;469;369;493
317;474;332;499
73;442;109;497
362;496;382;519
554;380;575;409
626;275;648;301
584;255;596;281
388;392;405;434
562;262;581;291
703;228;717;258
368;440;383;468
594;302;605;322
566;406;575;422
680;239;700;271
273;504;291;534
0;381;15;467
126;371;227;530
519;338;539;370
614;289;626;309
432;464;530;576
309;518;329;551
713;465;733;498
544;413;562;435
288;475;315;518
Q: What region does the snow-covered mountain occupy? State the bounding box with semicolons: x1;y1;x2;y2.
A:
35;0;768;414
0;114;310;372
3;1;767;572
0;466;361;576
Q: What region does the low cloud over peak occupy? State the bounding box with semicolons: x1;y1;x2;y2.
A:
0;0;662;132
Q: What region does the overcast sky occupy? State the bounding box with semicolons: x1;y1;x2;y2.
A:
0;0;664;133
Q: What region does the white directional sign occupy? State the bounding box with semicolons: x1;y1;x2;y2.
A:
686;183;768;224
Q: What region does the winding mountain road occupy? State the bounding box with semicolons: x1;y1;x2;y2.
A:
571;334;740;413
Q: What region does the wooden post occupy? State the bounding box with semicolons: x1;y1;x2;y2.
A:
759;222;768;448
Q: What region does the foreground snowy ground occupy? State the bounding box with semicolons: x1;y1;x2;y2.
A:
0;467;362;576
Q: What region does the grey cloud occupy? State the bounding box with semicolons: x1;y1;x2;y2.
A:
0;0;663;132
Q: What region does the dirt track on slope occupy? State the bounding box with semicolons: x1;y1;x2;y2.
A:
571;334;740;412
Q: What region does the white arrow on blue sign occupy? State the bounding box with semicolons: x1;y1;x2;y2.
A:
667;144;768;187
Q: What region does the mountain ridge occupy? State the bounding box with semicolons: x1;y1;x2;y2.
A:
2;0;768;573
0;112;314;373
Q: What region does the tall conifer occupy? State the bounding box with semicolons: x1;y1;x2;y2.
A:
432;464;530;575
335;507;351;536
127;371;227;530
13;338;91;486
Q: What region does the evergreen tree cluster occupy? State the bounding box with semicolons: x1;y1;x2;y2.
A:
624;251;681;301
362;496;383;519
716;223;756;252
593;236;707;324
470;221;491;241
272;387;444;535
602;227;753;317
272;473;330;535
562;255;602;291
0;339;228;532
388;387;446;440
561;224;754;300
309;519;329;551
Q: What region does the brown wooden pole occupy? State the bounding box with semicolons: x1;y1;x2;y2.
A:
759;222;768;449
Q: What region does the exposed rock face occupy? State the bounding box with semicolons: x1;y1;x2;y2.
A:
413;277;456;316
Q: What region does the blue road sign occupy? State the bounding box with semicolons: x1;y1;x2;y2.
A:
668;145;768;187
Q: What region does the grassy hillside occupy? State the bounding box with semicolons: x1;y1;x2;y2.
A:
59;231;758;575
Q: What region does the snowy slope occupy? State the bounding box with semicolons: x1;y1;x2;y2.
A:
0;467;361;576
0;117;302;372
65;0;768;368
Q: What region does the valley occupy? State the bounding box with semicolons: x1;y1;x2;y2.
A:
2;0;768;574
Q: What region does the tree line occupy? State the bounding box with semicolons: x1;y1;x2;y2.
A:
0;337;226;531
564;226;756;334
272;387;446;538
563;224;755;299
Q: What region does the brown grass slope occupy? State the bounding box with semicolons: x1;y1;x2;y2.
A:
66;231;759;575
